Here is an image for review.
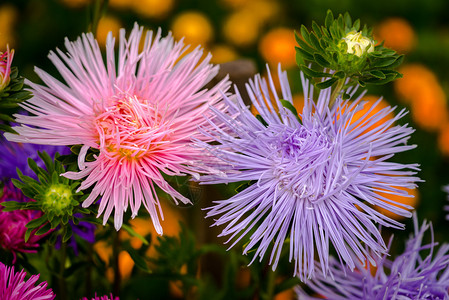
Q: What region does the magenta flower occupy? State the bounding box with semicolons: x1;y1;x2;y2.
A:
196;66;420;280
0;261;55;300
5;24;230;233
295;214;449;299
80;293;119;300
0;45;14;91
0;182;47;263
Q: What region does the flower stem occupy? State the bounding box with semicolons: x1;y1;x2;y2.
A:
58;238;68;300
112;229;121;296
329;77;346;107
262;268;277;300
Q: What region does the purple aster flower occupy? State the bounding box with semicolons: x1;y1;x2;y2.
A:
295;214;449;299
0;135;70;181
80;293;119;300
0;261;55;300
196;66;420;280
0;182;48;263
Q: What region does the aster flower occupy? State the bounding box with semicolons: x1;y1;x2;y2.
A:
0;135;70;181
0;182;47;263
0;261;55;300
4;24;230;232
295;214;449;299
80;293;119;300
196;66;419;280
0;45;14;91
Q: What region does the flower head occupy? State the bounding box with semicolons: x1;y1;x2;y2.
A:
0;45;14;91
196;66;419;280
342;31;375;57
0;136;70;181
295;214;449;299
0;182;47;262
5;24;230;232
0;261;55;300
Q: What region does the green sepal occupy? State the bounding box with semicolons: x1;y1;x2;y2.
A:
256;115;268;127
280;99;301;123
314;53;331;68
315;77;338;89
300;65;329;78
26;216;48;229
0;200;23;211
35;222;52;236
63;225;73;243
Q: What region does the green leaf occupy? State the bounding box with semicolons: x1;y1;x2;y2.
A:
325;10;334;28
126;247;150;272
280;99;301;123
255;115;268;127
311;21;321;36
353;19;360;31
295;46;314;61
300;25;311;44
333;71;345;79
295;34;315;53
308;32;322;51
315;77;337;89
122;223;150;246
26;216;48;229
369;70;386;79
372;57;397;68
314;53;331;68
24;228;33;242
0;201;23;210
63;225;73;243
300;65;329;78
344;12;352;28
35;222;52;236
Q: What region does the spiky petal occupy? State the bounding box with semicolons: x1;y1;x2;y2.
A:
0;262;55;300
196;65;420;280
5;24;230;233
296;214;449;299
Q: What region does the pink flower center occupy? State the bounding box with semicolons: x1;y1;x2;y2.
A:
94;94;169;160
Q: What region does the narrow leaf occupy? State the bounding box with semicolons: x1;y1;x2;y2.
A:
315;77;337;89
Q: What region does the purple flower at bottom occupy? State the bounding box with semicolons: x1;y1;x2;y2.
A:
0;136;70;181
296;214;449;299
196;66;420;280
80;293;119;300
0;261;55;300
0;182;47;262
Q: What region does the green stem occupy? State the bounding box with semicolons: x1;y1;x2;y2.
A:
112;229;121;296
329;77;346;107
58;237;68;300
262;268;277;300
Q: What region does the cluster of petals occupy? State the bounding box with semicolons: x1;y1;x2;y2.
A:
0;182;46;263
0;262;55;300
5;24;230;233
196;65;420;280
296;214;449;299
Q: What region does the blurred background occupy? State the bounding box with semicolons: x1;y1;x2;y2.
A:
2;0;449;298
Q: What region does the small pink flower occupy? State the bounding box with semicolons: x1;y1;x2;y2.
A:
0;262;55;300
0;182;47;263
0;45;14;91
6;24;230;233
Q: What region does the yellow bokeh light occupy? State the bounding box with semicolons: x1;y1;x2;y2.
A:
223;10;261;47
171;11;214;47
210;44;238;64
133;0;175;19
259;27;296;68
375;17;416;53
95;15;122;48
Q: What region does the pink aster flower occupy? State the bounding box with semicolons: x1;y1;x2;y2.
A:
0;262;55;300
5;24;230;233
0;182;47;263
0;45;14;91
